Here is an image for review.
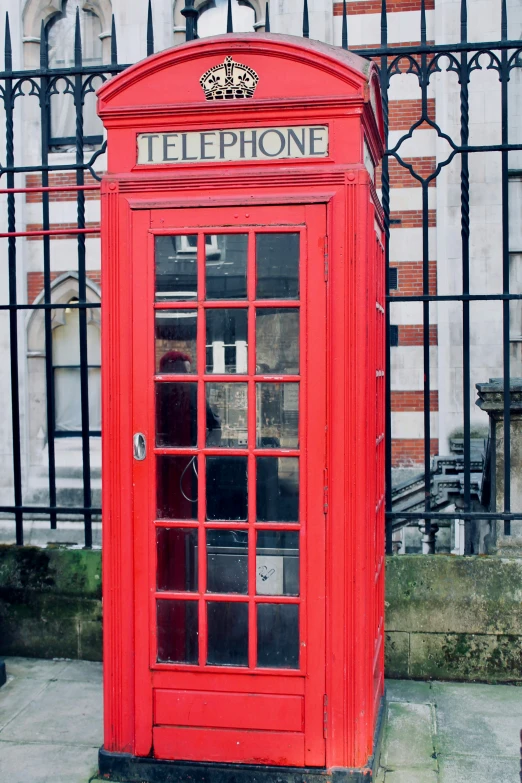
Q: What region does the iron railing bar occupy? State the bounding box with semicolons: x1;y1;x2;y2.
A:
460;0;471;552
0;229;99;238
387;511;522;521
350;40;522;57
4;13;24;546
0;505;102;514
147;0;154;55
501;0;510;535
388;293;522;302
74;10;93;549
0;303;101;311
0;186;100;194
39;21;57;530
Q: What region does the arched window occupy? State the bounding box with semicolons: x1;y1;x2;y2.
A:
197;0;256;38
52;298;101;435
46;0;104;147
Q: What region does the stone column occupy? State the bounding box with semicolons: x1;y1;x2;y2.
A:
476;377;522;556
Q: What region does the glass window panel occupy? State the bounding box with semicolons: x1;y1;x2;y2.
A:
155;235;198;301
256;531;299;596
207;529;248;594
207;601;248;666
156;528;198;592
206;383;248;447
206;456;247;521
257;603;299;669
256;233;299;300
157;599;198;663
155;311;197;374
156;383;197;448
256;309;299;374
206;309;248;374
256;383;298;448
256;457;299;522
157;455;198;520
206;234;248;300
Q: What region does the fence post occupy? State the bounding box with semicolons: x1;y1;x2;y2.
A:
476;377;522;556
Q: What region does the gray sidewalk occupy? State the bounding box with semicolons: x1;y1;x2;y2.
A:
0;657;520;783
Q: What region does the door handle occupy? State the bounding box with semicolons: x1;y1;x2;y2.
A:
133;432;146;461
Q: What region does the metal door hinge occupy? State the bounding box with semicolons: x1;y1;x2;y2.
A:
324;236;329;282
323;694;328;738
323;467;328;514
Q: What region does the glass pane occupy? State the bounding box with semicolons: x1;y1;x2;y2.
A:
257;604;299;669
256;531;299;596
157;455;198;520
207;601;248;666
157;599;198;663
156;383;197;447
206;234;248;300
155;310;197;374
206;309;248;374
157;527;198;592
256;233;299;299
256;309;299;374
207;529;248;594
256;383;298;448
206;383;248;447
206;456;247;521
257;457;299;522
155;235;197;301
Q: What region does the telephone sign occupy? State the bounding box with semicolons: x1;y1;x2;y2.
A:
98;33;385;783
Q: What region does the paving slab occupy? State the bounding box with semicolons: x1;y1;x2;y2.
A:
380;771;439;783
0;741;99;783
2;656;69;680
58;659;103;683
380;702;437;771
438;755;519;783
0;678;102;746
0;676;51;731
385;679;435;704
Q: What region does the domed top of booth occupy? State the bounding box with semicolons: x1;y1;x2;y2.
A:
97;33;383;139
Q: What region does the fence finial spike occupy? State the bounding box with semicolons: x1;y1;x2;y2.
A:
265;0;270;32
420;0;426;44
147;0;154;55
40;19;48;69
4;11;12;72
341;0;348;49
74;5;82;67
380;0;387;46
227;0;233;33
111;14;118;64
460;0;467;43
303;0;309;38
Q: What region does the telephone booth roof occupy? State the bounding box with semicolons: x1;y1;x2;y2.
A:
97;33;384;167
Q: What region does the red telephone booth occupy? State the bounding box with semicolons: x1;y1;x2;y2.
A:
97;33;385;783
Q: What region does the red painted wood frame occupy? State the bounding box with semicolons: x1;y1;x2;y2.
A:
131;204;327;766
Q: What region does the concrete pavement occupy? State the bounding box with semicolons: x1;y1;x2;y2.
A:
0;657;520;783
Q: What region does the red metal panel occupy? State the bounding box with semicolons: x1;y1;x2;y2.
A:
153;726;305;766
154;690;304;732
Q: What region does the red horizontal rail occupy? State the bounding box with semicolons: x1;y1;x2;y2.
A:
0;185;100;194
0;228;99;238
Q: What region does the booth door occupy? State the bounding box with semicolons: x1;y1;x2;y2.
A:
132;204;327;767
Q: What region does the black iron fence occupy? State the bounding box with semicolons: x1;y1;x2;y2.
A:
0;0;521;551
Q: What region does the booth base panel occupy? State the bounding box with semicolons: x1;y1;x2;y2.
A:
98;696;385;783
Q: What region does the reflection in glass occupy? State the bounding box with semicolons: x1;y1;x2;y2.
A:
155;235;198;301
256;309;299;374
207;529;248;594
257;603;299;668
206;234;248;300
157;599;198;663
157;455;198;520
206;309;248;374
256;531;299;596
206;456;248;521
206;383;247;447
207;601;248;666
155;311;197;374
256;233;299;299
156;383;197;447
257;457;299;522
256;383;298;448
157;527;198;592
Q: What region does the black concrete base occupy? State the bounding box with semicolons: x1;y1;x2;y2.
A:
98;695;386;783
0;659;6;688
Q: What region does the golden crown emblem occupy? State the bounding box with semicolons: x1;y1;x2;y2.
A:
200;56;259;100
